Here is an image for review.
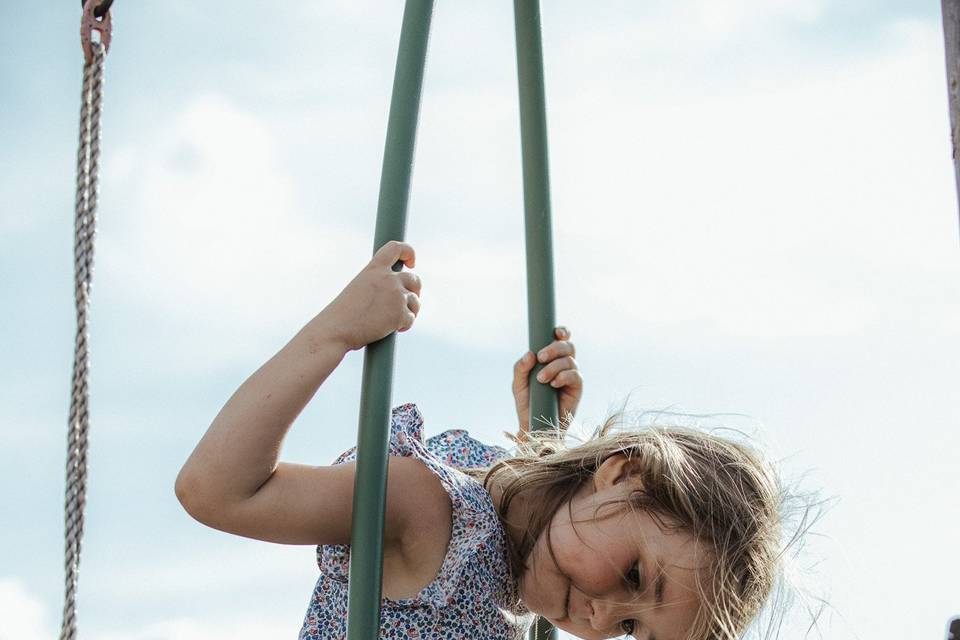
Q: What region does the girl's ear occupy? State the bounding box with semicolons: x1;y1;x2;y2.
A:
594;453;639;490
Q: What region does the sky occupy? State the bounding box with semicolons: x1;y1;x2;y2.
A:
1;0;957;639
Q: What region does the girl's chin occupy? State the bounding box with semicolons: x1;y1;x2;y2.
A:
548;581;570;622
522;578;569;622
535;584;570;624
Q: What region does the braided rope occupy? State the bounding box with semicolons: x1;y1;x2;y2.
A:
61;40;105;640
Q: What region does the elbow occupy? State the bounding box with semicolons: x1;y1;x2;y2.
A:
174;468;235;529
174;467;206;518
174;470;190;506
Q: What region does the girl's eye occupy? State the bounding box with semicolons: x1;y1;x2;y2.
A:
626;563;642;589
620;564;642;637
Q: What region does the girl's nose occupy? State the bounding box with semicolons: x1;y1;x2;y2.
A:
589;597;621;633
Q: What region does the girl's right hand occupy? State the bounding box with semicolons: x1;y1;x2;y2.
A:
318;241;422;351
511;326;582;441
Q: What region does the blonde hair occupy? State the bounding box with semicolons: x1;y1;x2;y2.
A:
477;409;789;640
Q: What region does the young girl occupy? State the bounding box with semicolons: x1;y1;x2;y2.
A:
176;241;784;640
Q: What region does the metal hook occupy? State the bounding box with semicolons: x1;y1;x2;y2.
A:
80;0;112;64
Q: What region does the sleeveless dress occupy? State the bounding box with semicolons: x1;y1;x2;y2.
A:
298;403;533;639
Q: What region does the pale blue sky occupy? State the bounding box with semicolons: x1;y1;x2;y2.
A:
1;1;957;639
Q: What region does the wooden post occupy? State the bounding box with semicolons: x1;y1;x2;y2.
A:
942;0;960;223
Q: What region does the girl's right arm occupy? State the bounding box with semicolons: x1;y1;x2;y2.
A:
174;241;442;547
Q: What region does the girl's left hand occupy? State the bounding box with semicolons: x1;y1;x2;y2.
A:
511;326;583;443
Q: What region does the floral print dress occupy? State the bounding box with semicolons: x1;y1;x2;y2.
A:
298;403;533;639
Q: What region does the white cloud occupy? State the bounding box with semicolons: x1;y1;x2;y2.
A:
99;94;372;367
96;89;531;358
691;0;825;36
94;14;957;361
541;0;828;66
547;19;959;344
0;578;53;640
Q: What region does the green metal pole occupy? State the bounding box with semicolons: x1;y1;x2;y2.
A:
514;3;559;440
514;1;559;638
347;2;433;639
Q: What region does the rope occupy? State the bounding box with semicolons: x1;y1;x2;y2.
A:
61;38;105;640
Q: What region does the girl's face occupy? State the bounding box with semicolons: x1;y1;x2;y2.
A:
518;454;708;640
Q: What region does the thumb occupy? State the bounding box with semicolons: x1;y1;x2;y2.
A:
373;240;416;270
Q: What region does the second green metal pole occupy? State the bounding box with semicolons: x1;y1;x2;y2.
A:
514;1;560;638
347;2;434;639
514;2;560;446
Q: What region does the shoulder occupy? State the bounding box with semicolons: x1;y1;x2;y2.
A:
389;455;451;516
388;454;452;536
388;456;453;586
426;429;512;469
